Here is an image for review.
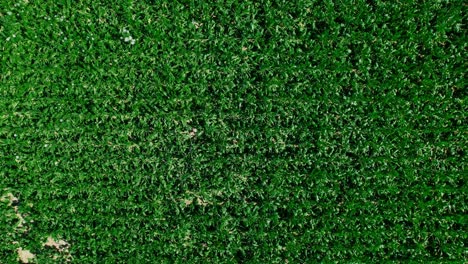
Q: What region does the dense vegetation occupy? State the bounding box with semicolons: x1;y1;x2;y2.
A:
1;0;466;262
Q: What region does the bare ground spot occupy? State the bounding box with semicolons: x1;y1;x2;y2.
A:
178;190;225;207
17;248;35;263
2;192;36;262
43;236;72;262
2;190;72;262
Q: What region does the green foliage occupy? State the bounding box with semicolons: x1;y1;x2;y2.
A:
1;0;466;262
